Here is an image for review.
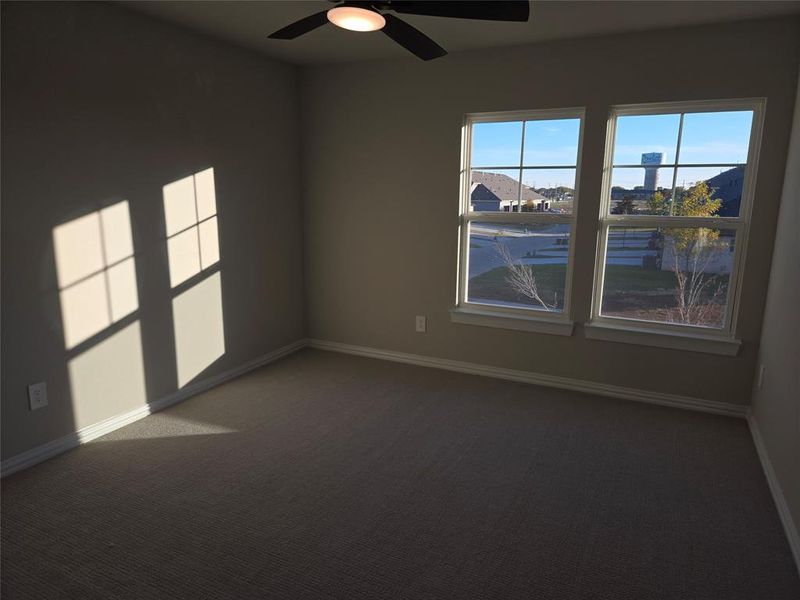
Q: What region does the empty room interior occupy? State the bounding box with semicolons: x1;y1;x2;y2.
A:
2;1;800;598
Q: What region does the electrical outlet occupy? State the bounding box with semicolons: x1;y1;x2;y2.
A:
415;315;427;333
757;364;765;390
28;382;48;411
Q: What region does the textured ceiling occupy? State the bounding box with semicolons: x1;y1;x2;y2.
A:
122;0;800;65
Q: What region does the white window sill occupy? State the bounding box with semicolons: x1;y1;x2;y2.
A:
583;321;741;356
450;307;574;336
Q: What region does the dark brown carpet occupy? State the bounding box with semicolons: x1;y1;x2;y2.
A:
2;349;799;599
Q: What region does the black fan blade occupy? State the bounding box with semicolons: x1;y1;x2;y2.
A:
389;1;529;22
382;13;446;61
268;10;329;39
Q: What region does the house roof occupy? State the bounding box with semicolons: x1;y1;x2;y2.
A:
469;183;501;204
471;171;547;204
704;165;744;217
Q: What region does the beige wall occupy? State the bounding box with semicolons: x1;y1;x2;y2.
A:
751;72;800;554
3;7;799;464
301;18;800;406
1;2;305;459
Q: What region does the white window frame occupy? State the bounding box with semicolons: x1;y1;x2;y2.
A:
452;108;585;336
587;98;765;354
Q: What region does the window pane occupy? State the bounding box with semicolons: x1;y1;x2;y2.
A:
467;222;569;312
600;227;735;328
471;121;522;168
470;169;521;212
679;111;752;164
522;168;576;214
609;167;674;215
674;166;743;217
613;114;680;165
522;118;580;166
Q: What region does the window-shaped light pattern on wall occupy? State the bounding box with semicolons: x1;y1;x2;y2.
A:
53;201;147;429
172;272;225;388
53;201;139;349
68;320;147;429
163;168;225;387
163;168;220;288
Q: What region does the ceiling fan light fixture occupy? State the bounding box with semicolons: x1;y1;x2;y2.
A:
326;6;386;32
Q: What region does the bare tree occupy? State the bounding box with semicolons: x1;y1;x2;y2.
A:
494;242;554;311
663;229;727;326
651;182;728;327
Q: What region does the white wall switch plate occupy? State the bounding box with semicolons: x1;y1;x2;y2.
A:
415;315;427;333
28;382;48;410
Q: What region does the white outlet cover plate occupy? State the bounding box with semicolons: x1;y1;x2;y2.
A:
28;382;48;410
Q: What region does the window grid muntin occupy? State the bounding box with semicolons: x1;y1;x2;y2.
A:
594;98;764;336
464;219;573;314
459;108;585;320
610;109;748;220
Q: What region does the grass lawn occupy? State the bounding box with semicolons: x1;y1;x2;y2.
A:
468;264;566;308
602;265;677;292
602;265;729;327
469;264;729;325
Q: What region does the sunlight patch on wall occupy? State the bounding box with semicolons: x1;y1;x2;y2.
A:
58;272;109;350
53;201;138;349
167;228;201;288
163;168;220;287
172;271;225;387
68;321;146;429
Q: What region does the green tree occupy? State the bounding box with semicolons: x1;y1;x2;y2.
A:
647;190;671;215
651;182;727;326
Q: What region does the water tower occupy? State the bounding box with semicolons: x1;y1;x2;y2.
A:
641;152;664;190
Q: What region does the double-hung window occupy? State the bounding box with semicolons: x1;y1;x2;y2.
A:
590;99;764;350
453;109;584;334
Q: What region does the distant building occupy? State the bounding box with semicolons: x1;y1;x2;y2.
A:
610;187;666;201
469;183;502;211
610;165;744;216
704;166;745;217
641;152;664;190
470;171;549;212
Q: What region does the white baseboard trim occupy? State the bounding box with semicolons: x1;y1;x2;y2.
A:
308;339;748;419
1;338;308;478
748;414;800;576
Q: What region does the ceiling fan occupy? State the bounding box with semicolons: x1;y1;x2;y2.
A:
268;1;530;61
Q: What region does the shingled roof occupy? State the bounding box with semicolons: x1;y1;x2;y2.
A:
471;171;547;203
469;182;501;204
704;166;744;217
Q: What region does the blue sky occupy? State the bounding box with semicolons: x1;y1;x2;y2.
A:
471;119;579;189
471;111;752;190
